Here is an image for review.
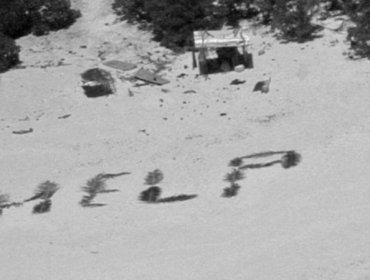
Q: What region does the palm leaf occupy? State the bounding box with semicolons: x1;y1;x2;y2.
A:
24;181;59;202
224;169;244;183
229;157;243;167
281;151;301;169
99;171;130;179
222;183;241;198
144;169;164;186
83;175;106;195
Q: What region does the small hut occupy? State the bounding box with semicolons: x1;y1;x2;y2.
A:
193;29;253;75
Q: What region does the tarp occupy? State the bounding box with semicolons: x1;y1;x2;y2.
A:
134;68;169;85
193;30;250;49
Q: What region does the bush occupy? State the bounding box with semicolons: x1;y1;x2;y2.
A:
0;0;80;38
148;0;221;49
113;0;221;50
344;0;370;57
216;0;261;27
254;0;276;24
30;0;81;36
0;0;80;72
0;33;20;73
271;0;319;42
0;0;32;38
222;183;241;198
112;0;149;23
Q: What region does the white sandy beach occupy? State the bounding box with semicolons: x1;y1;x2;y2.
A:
1;1;370;279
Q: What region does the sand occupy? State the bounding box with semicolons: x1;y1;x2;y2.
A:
0;0;370;279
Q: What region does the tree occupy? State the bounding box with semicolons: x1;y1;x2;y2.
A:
0;0;32;38
146;0;220;49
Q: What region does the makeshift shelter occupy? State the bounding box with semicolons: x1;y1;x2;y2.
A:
193;29;253;75
81;68;115;98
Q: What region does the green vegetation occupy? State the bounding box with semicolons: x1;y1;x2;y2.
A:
113;0;369;57
112;0;221;50
0;0;80;72
271;0;320;42
0;33;20;73
342;0;370;57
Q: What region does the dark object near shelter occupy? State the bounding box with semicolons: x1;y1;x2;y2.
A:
81;68;115;98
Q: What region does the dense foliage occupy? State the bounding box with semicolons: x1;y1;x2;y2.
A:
0;0;80;37
112;0;148;23
113;0;369;57
0;0;80;72
112;0;319;46
147;0;222;49
0;33;20;73
271;0;319;42
342;0;370;57
112;0;222;49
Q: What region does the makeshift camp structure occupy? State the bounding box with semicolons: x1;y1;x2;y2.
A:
193;29;253;75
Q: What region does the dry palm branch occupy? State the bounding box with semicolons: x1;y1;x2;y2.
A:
80;171;130;207
24;181;59;203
